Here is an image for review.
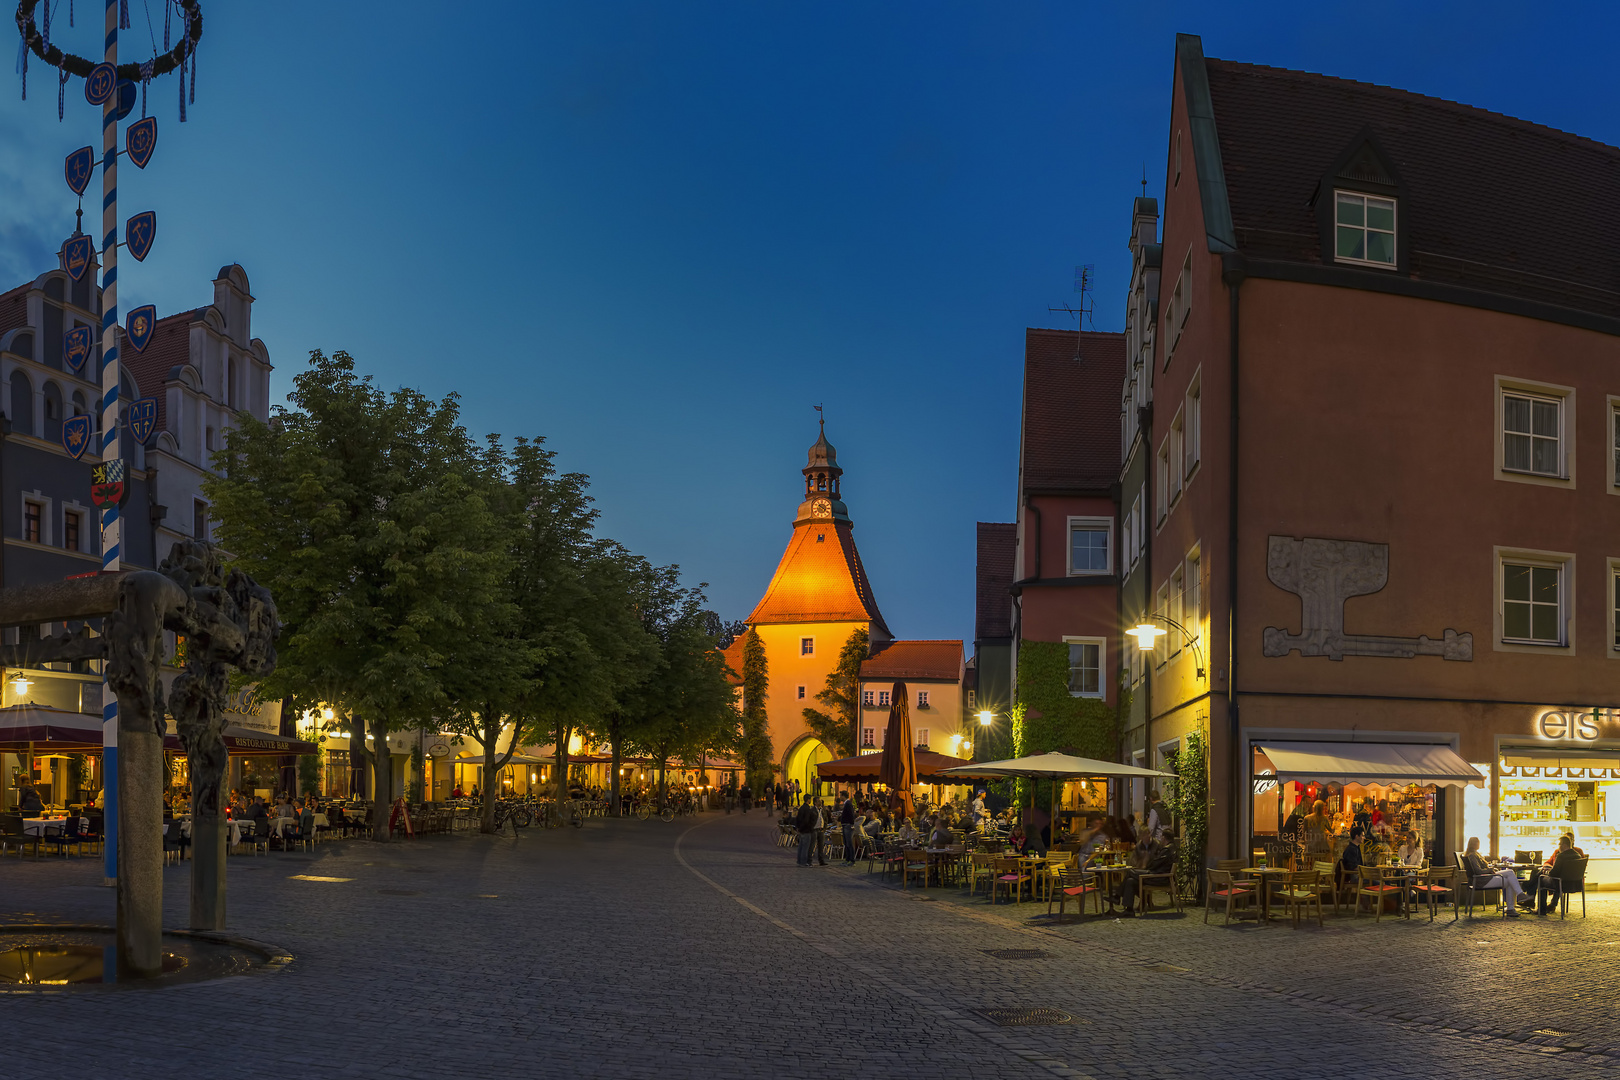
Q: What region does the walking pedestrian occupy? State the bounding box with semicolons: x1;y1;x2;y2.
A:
839;791;857;864
811;797;829;865
740;781;753;814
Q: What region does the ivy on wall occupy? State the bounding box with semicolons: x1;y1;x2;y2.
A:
1012;640;1118;808
1166;727;1209;894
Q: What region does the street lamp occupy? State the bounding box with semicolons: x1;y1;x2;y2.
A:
977;710;993;727
9;673;30;696
1126;618;1206;680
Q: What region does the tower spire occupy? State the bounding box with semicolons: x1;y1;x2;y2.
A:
796;417;850;526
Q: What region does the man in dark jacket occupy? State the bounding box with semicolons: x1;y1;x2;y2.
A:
1118;832;1177;915
18;785;44;817
739;782;752;814
1537;835;1584;915
794;797;818;866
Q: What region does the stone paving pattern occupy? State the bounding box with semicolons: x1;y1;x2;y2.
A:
4;812;1618;1078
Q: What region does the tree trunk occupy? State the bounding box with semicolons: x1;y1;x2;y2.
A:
349;725;371;800
480;711;499;834
608;721;622;816
370;715;392;841
116;703;164;978
174;660;230;930
657;759;667;810
553;718;572;798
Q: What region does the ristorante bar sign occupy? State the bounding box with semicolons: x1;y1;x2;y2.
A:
1536;708;1619;741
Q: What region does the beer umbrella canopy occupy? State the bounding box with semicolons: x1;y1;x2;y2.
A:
939;751;1175;780
877;680;915;816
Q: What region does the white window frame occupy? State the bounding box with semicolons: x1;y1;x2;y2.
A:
1169;566;1185;656
1185;371;1202;477
916;728;929;749
800;636;815;656
1186;545;1202;647
1494;546;1574;655
1609;558;1620;657
1332;189;1397;268
861;726;875;748
1154;585;1170;668
1496;376;1574;488
1169;408;1185;505
1155;439;1169;525
917;690;930;708
1062;635;1106;699
861;689;874;707
1607;396;1620;495
20;492;51;546
1066;516;1113;577
878;690;891;708
1165;251;1191;361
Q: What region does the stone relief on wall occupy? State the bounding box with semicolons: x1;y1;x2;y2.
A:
1262;535;1472;662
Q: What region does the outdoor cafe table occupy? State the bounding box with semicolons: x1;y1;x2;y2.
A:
924;846;965;886
21;817;69;837
1241;867;1292;923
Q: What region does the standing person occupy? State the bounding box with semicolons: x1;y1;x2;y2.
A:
723;781;735;815
1145;790;1167;840
839;792;858;864
740;781;753;814
795;797;816;865
811;797;829;865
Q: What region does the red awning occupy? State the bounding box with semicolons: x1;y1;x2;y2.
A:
817;750;997;784
0;706;103;750
164;725;319;757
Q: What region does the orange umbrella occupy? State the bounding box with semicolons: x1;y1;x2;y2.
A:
877;680;915;818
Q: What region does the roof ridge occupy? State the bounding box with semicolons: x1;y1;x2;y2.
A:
1207;56;1620;159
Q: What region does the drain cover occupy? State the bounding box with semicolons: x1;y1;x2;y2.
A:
376;889;422;896
978;1007;1074;1027
981;949;1053;960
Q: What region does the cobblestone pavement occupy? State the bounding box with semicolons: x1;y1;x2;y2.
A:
4;813;1618;1079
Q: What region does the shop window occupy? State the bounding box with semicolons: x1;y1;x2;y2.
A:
1067;517;1111;575
1334;190;1396;266
1064;637;1103;698
1502;561;1563;645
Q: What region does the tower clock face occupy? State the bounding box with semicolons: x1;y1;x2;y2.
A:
812;499;831;516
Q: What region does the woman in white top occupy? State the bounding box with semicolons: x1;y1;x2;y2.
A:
1397;838;1425;867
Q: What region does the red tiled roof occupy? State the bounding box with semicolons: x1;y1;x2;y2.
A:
1203;55;1620;316
122;308;197;434
975;522;1015;641
720;636;746;686
861;640;962;682
747;520;890;635
1020;328;1125;493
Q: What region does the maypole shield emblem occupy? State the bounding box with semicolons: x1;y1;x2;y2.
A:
64;146;95;195
126;305;157;352
91;459;128;508
127;398;158;445
61;235;94;282
64;324;93;372
126;118;157;170
126;212;156;262
85;63;118;107
62;415;93;460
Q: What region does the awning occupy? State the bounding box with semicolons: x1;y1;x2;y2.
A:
165;726;320;757
938;750;1174;781
1501;747;1620;772
818;750;998;784
451;754;552;766
1255;741;1484;786
0;706;103;750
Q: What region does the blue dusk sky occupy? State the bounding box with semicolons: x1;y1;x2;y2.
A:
2;2;1616;645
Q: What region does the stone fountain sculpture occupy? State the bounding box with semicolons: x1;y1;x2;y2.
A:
0;539;277;977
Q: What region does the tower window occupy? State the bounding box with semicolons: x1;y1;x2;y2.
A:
796;685;806;700
800;637;814;656
816;534;825;543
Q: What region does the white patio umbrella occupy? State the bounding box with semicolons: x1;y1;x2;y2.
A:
939;751;1175;837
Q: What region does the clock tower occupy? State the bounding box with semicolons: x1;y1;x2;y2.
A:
795;418;852;526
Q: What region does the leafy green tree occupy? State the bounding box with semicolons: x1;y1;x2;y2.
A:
801;626;868;758
206;350;506;840
739;628;772;793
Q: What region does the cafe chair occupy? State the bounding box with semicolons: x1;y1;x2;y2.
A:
1551;856;1589;919
992;857;1031;905
1411;866;1459;921
81;812;104;855
1215;858;1245;874
1204;868;1254;926
1274;869;1323;928
162;821;186;864
248;818;272;856
40;820;86;858
1355;866;1408;921
1049;867;1100;920
901;848;930;889
0;813;39;858
1137;864;1182;914
965;852;996;898
1454;851;1504;917
1311;860;1346;914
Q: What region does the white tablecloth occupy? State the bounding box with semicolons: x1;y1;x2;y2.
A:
22;817;70;837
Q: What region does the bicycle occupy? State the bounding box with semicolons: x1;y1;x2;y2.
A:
492;800;532;836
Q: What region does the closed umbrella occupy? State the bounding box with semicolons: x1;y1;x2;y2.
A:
877;680;915;818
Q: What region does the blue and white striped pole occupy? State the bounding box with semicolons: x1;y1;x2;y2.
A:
99;0;121;887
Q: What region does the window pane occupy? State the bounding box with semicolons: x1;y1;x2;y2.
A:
1365;200;1395;231
1503;396;1530;434
1532;604;1559;642
1336;226;1364;260
1365;231;1394;263
1504;563;1530;602
1504;432;1531;471
1504;601;1530;640
1532;437;1558;475
1336;194;1364;226
1532;399;1559;437
1068;643;1100;695
1071;527;1108;572
1532;566;1559;604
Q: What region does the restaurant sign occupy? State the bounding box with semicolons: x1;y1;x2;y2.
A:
1536;708;1618;741
428;742;450;758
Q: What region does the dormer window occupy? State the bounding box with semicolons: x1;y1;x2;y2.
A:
1334;191;1396;267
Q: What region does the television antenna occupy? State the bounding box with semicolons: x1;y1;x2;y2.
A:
1047;264;1096;332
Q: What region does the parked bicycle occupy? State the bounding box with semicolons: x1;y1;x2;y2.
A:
492;799;532;835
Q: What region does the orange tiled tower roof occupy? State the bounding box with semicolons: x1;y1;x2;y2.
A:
747;422;891;637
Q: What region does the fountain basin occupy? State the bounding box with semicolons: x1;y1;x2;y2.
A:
0;925;291;991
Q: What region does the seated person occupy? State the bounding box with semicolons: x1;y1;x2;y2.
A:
1006;823;1028;853
1118;831;1178;916
1462;836;1524;917
18;785;45;817
246;797;270;824
896;817;920;845
1335;825;1366;894
926;816;954;849
1534;835;1583;915
1396;837;1425;867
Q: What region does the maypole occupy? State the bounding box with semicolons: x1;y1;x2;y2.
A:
16;0;203;975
